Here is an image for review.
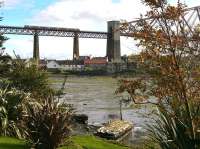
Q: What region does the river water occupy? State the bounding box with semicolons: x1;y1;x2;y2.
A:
50;75;152;144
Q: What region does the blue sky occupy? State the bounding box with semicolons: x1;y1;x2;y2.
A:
2;0;55;25
2;0;199;59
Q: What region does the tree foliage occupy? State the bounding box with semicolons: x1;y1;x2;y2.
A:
8;59;54;99
118;0;200;148
0;18;9;77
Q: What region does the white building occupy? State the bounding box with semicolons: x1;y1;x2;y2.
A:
46;60;84;71
46;60;61;69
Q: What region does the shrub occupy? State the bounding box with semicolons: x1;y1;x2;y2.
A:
0;86;29;138
24;98;72;149
8;59;55;99
0;55;12;78
147;106;198;149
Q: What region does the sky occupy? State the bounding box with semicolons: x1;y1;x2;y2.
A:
1;0;199;60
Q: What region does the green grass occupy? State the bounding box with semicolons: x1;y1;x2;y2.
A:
0;136;160;149
0;136;129;149
59;135;130;149
0;137;29;149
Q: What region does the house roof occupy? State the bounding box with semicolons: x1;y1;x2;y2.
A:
51;60;84;65
78;56;90;60
92;57;107;60
56;60;66;65
84;57;107;65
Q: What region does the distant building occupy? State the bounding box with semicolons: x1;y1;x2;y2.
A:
107;62;127;74
46;60;60;70
78;56;90;61
23;54;137;73
46;60;84;71
57;60;84;71
84;57;107;69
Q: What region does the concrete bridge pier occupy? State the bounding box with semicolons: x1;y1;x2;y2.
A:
106;21;121;62
73;32;79;60
33;32;40;62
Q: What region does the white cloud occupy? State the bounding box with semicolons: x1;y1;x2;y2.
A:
31;0;147;29
169;0;199;7
4;0;200;59
2;0;34;10
4;35;33;58
3;0;22;8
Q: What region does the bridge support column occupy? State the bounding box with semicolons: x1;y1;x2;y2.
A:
73;33;79;60
33;33;40;62
106;21;121;62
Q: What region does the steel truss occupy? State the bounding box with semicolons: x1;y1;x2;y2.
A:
121;5;200;39
0;25;108;39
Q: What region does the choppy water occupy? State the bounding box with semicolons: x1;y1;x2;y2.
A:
50;75;152;144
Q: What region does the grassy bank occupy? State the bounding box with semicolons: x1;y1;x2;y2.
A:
0;136;160;149
0;137;29;149
59;135;130;149
0;136;129;149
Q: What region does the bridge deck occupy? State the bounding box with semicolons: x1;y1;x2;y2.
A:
0;25;131;39
0;25;109;39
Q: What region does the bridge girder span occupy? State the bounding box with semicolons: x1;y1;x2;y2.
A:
121;6;200;40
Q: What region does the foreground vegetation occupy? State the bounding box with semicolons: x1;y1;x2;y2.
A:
0;135;161;149
60;135;130;149
1;50;72;148
0;137;29;149
0;136;131;149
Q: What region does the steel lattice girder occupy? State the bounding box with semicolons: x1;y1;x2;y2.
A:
0;25;130;38
122;5;200;39
0;25;109;39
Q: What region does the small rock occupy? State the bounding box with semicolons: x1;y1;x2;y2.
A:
72;114;88;124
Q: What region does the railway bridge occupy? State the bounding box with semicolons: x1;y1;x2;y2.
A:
0;21;126;62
